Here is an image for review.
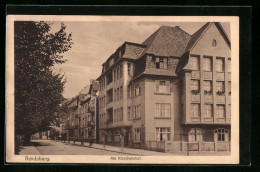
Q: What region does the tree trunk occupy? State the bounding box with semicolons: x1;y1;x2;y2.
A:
23;134;31;145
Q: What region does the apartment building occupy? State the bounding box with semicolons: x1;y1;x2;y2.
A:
96;22;231;149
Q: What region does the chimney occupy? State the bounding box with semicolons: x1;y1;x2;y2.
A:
175;26;180;29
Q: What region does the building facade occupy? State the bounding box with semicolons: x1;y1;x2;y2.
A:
64;81;100;142
97;22;231;149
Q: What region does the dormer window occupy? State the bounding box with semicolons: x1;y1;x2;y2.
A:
155;57;168;69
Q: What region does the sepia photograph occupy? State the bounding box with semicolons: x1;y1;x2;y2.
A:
6;16;239;164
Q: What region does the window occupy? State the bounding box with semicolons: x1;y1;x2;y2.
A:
155;57;168;69
134;83;141;96
114;109;117;122
217;105;225;118
114;89;117;102
204;104;213;117
127;63;131;75
127;106;131;120
188;128;204;142
156;128;170;141
190;56;199;70
216;81;225;92
113;69;116;82
120;64;123;78
127;84;132;98
204;81;212;91
134;128;141;142
117;67;120;80
134;105;141;119
216;58;224;72
109;58;114;67
155;103;171;118
203;57;212;71
228;59;231;72
191;104;200;117
214;128;229;142
228;82;231;92
156;80;170;94
212;39;217;47
190;80;199;91
120;86;123;100
120;107;123;121
117;88;120;101
117;108;120;122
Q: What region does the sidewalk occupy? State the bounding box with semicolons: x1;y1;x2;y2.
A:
62;140;175;156
18;145;41;155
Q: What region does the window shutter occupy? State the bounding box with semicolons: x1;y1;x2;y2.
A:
166;81;171;93
139;85;141;95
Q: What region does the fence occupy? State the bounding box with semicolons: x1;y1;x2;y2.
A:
147;140;230;153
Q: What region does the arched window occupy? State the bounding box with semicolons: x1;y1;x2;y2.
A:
212;39;217;47
214;128;229;142
188;128;204;142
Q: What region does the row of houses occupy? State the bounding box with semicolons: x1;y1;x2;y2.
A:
62;22;231;151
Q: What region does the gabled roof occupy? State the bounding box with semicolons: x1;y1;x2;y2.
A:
184;22;231;53
139;26;191;57
184;22;211;52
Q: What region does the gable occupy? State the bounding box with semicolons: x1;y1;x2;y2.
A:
190;23;231;57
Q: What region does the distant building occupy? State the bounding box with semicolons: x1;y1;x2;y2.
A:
64;80;100;142
97;22;231;149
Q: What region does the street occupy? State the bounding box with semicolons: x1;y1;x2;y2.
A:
18;139;132;155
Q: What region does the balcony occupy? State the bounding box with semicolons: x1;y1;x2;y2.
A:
106;81;113;91
191;71;200;79
191;94;200;103
216;72;225;81
203;71;212;80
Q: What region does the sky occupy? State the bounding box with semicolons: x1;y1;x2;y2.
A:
51;21;230;98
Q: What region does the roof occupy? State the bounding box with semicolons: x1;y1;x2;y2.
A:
184;22;211;52
177;22;231;73
122;42;145;59
79;85;90;94
91;81;100;91
139;26;191;57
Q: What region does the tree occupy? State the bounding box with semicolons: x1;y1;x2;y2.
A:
14;21;73;145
